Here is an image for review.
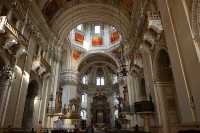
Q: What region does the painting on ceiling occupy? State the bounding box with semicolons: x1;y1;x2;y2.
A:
92;36;103;46
110;31;120;44
72;49;81;61
75;32;84;44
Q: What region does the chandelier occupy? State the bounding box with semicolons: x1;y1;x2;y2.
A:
117;43;128;78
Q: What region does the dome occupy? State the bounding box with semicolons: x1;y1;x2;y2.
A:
69;23;122;52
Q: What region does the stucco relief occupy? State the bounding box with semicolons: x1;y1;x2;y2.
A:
192;0;200;42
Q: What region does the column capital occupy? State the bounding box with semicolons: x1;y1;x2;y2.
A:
60;69;79;85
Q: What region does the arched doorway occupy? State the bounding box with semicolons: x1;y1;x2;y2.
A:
156;50;179;124
22;80;39;129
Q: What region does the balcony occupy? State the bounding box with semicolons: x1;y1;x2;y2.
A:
134;101;154;114
60;69;79;85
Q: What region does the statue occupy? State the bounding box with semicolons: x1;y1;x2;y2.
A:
123;86;129;109
72;104;76;112
55;88;62;113
63;104;68;114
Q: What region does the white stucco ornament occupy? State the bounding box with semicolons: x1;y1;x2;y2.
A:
0;16;7;33
143;31;155;46
147;12;163;34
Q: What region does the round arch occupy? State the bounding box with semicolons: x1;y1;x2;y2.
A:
155;49;174;82
51;3;131;46
77;52;120;72
154;49;180;124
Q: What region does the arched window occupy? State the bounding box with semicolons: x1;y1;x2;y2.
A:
113;74;118;84
82;75;88;85
77;24;83;31
92;25;103;46
96;76;104;86
95;25;101;34
80;110;87;120
81;93;87;108
114;109;119;119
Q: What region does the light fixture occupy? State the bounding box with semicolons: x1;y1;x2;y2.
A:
116;4;128;78
117;43;128;78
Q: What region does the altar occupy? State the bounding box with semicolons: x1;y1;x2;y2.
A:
91;91;110;129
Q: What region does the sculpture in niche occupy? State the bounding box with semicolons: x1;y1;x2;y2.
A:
123;86;129;110
69;97;80;113
63;104;69;114
55;87;63;113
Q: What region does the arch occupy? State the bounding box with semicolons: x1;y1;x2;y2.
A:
51;3;131;46
155;49;174;82
77;52;120;72
154;49;180;124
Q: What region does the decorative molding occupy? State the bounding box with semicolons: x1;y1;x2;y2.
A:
147;12;163;34
31;57;51;79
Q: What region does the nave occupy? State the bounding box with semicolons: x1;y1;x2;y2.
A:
0;0;200;133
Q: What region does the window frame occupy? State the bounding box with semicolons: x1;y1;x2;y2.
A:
96;76;105;86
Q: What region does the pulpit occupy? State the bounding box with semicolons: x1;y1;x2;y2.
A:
91;91;110;128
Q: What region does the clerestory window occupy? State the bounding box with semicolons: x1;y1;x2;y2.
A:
96;76;104;86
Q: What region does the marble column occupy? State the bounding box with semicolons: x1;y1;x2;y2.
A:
157;0;200;122
132;74;143;127
12;35;36;127
126;73;135;128
62;84;77;109
86;95;92;126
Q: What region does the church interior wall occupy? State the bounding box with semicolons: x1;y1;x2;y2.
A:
0;0;200;132
157;0;200;123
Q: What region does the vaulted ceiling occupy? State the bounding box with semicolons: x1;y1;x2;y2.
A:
78;53;118;74
39;0;134;21
35;0;134;46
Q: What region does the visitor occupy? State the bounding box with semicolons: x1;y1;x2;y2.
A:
134;124;139;132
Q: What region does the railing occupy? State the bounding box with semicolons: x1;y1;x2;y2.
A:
134;101;154;113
